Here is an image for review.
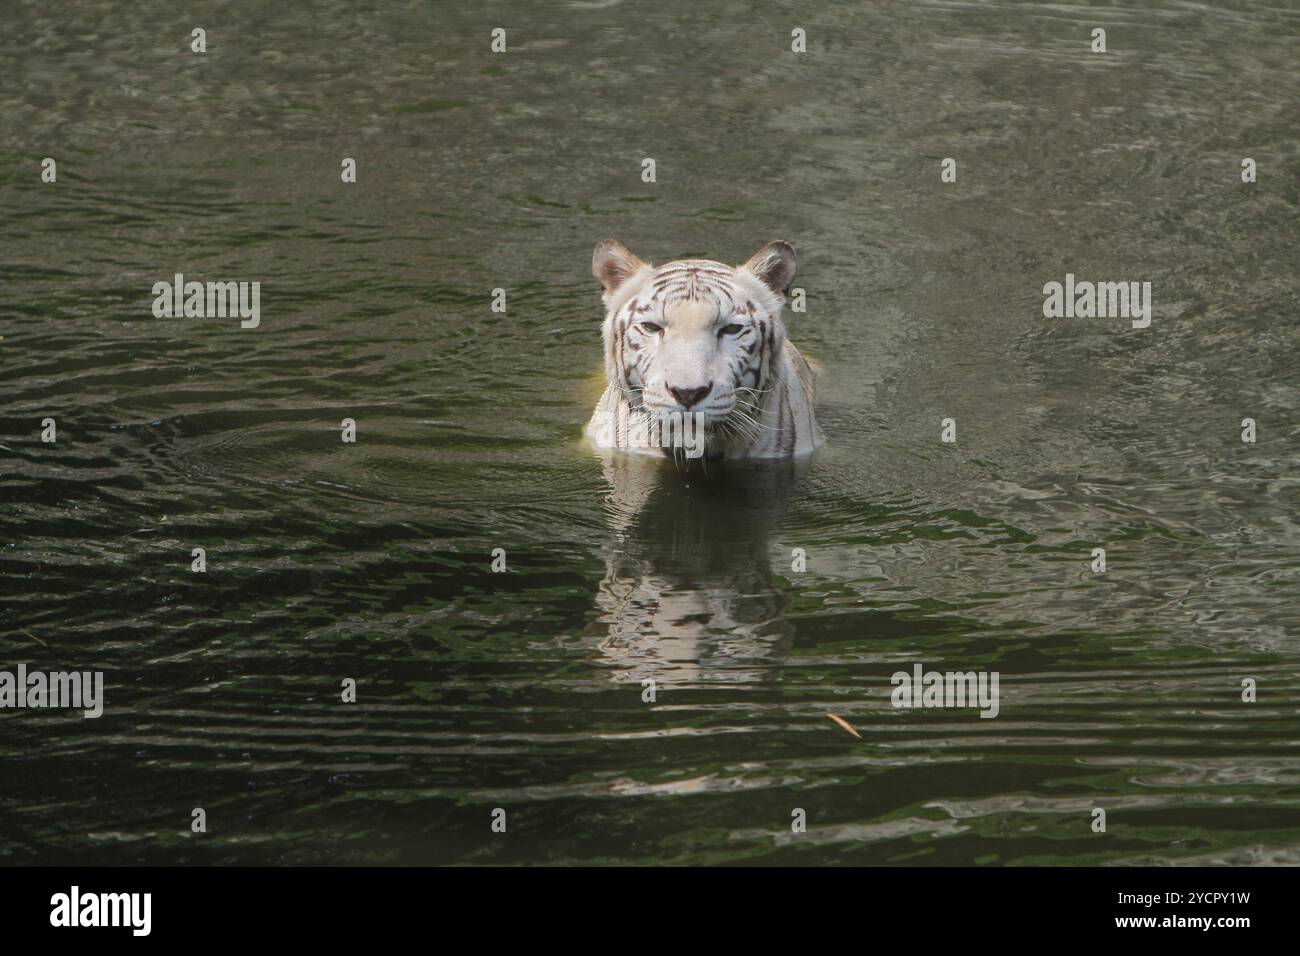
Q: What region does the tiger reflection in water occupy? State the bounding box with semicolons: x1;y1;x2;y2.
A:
585;452;810;686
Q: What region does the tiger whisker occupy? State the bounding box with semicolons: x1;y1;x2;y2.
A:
728;408;782;433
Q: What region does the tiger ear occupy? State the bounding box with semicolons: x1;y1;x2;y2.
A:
592;240;647;299
741;240;797;295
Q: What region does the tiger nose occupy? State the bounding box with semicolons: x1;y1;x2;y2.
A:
667;383;712;408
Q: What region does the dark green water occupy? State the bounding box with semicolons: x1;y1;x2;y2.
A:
2;1;1298;865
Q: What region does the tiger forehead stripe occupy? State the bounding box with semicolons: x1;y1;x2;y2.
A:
662;286;730;310
653;270;732;284
654;260;731;272
651;266;732;284
651;270;740;309
659;273;727;292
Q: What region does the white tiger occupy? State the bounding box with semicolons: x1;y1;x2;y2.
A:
586;240;824;459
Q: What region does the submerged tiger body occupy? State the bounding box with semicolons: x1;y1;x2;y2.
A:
585;240;824;460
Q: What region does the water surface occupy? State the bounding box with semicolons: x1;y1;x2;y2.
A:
1;0;1298;864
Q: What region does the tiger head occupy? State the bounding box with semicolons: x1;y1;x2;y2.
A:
591;239;797;443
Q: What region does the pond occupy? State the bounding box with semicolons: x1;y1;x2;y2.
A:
1;0;1297;864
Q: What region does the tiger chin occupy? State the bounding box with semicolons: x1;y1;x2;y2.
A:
585;239;825;460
